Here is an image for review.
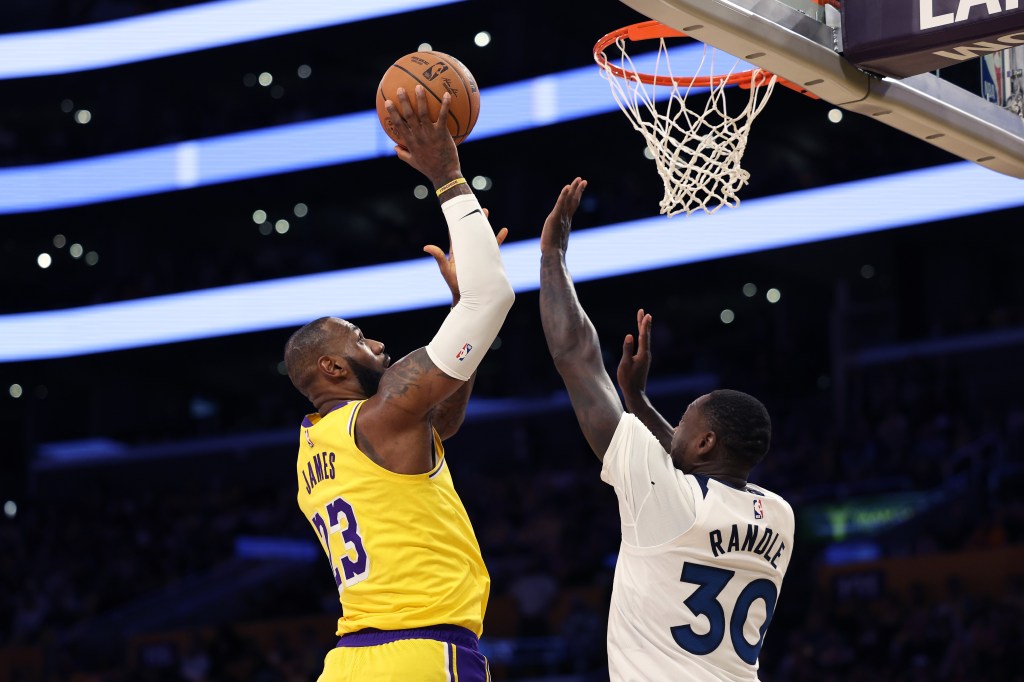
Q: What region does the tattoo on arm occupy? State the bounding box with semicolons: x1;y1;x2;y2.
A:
356;348;463;474
539;253;591;360
539;252;623;459
431;372;476;440
377;348;457;410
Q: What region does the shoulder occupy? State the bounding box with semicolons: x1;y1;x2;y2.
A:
604;412;663;461
745;482;795;516
306;400;363;433
603;413;676;484
613;412;665;448
745;481;786;500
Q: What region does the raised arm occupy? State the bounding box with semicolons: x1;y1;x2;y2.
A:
539;178;624;460
617;308;674;451
423;222;509;441
357;86;514;473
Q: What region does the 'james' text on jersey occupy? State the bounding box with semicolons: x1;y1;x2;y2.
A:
302;451;336;494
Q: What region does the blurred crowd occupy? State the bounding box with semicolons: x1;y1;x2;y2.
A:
767;580;1024;682
4;353;1024;680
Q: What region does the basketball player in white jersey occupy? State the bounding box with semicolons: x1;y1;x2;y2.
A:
538;177;794;681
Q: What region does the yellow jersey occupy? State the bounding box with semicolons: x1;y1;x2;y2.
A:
295;400;490;637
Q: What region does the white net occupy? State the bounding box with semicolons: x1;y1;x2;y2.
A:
598;36;777;217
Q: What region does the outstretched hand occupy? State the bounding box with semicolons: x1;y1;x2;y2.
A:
617;308;653;399
424;208;508;305
539;177;587;255
384;85;461;185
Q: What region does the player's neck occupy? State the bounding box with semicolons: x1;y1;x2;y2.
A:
711;474;748;490
315;391;367;416
690;462;747;489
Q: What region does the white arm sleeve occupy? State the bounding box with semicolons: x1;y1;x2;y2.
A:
425;193;515;381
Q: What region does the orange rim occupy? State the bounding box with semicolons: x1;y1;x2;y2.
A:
593;20;818;98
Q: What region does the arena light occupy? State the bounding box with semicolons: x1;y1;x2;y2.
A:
0;45;709;215
0;0;467;79
0;162;1021;362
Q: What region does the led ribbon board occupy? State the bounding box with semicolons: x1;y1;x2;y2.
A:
0;44;712;214
1;162;1021;362
0;0;466;80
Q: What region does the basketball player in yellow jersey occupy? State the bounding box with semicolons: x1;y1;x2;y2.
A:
283;87;515;681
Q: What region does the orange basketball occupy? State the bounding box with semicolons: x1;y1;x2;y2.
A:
376;51;481;146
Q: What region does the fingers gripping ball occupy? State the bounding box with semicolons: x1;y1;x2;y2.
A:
376;51;480;145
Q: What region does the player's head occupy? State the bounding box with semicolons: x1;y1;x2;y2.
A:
284;316;389;405
670;389;771;476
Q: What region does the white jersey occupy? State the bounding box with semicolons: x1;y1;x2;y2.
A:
600;413;795;682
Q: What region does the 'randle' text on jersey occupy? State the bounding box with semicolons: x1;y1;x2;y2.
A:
302;451;336;494
709;523;786;569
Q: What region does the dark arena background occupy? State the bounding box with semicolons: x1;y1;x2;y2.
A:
2;1;1024;680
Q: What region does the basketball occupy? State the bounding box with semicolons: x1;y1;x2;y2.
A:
376;51;480;146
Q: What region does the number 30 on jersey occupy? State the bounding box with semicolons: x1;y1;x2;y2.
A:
671;562;778;665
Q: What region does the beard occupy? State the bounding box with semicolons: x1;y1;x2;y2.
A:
345;355;385;396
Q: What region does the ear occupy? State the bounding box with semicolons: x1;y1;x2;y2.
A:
318;355;348;379
696;430;717;458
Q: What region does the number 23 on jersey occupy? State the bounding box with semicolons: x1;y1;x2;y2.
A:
310;496;370;592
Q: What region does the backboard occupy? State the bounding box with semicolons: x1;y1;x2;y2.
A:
619;0;1024;178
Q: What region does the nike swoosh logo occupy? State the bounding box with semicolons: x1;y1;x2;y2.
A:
461;209;482;220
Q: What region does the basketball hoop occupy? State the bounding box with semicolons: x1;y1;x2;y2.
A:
594;21;816;217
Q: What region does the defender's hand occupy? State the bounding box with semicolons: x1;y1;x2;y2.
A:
617;308;653;399
539;177;587;255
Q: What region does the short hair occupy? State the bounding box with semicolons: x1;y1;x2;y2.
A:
702;389;772;469
283;317;335;396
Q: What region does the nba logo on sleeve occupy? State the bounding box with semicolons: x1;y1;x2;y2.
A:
753;499;764;520
455;342;473;361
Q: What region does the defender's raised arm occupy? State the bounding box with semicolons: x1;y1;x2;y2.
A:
538;178;623;460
